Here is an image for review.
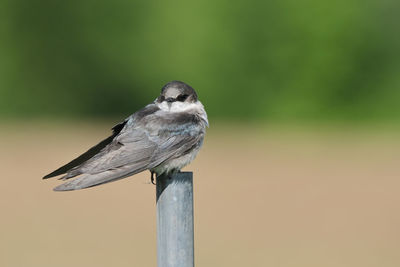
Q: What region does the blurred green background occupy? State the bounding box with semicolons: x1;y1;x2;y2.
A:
1;2;400;267
1;0;399;122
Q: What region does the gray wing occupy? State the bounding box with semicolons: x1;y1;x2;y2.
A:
43;120;127;179
53;108;205;191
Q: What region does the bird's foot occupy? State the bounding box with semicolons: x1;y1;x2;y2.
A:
151;171;156;185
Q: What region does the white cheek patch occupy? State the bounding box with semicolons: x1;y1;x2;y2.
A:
158;101;170;111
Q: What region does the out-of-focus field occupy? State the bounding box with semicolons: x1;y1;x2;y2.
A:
1;121;400;267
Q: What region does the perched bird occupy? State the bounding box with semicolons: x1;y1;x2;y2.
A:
43;81;208;191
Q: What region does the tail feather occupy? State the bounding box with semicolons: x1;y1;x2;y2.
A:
43;120;128;179
53;164;147;191
43;135;115;179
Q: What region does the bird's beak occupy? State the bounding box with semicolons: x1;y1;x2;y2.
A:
165;97;175;108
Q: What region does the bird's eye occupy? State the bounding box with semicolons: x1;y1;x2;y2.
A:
177;94;189;102
159;95;165;102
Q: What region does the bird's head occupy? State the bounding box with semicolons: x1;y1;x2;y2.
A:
156;81;198;109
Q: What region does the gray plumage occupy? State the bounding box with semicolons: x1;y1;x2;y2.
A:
44;81;208;191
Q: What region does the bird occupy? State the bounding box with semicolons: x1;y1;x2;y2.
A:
43;81;208;191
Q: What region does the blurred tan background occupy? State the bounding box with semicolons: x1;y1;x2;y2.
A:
1;0;400;266
1;122;399;267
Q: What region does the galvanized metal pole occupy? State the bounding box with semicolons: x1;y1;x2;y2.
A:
156;172;194;267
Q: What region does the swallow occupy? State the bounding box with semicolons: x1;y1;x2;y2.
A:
43;81;208;191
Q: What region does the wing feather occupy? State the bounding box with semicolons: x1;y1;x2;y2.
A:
43;120;128;179
53;163;147;191
52;109;206;191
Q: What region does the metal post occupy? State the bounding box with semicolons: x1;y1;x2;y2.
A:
156;172;194;267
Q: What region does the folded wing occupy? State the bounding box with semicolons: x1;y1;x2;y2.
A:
50;111;205;191
43;120;128;179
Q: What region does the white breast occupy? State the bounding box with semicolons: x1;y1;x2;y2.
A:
151;140;203;175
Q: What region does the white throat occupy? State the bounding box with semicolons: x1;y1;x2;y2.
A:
157;100;209;126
